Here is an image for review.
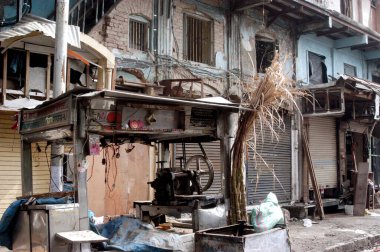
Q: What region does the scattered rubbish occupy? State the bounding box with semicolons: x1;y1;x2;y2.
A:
95;216;183;251
251;192;284;233
303;219;312;227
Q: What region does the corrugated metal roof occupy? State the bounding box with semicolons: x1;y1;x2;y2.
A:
0;14;81;50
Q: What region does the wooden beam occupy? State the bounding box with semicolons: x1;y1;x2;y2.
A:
234;0;272;11
46;55;51;100
24;50;30;98
21;140;33;196
364;50;380;60
298;17;332;34
351;41;379;50
267;6;301;27
353;162;369;216
66;59;71;91
316;27;348;37
2;51;7;105
302;127;325;220
334;35;368;49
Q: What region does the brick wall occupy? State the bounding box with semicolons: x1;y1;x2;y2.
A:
88;0;153;54
172;0;225;63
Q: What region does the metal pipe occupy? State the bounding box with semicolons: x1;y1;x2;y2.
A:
53;0;69;98
51;0;69;192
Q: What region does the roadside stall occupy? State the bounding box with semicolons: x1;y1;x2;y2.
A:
16;88;239;251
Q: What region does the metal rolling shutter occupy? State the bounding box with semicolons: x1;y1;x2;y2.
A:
308;117;337;189
175;141;222;195
247;116;292;204
0;111;50;218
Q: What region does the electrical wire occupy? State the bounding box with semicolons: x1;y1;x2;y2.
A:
87;155;95;182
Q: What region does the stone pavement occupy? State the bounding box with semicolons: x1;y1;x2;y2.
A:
289;209;380;252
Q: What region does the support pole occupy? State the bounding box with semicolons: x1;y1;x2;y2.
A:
50;0;69;192
21;140;33;196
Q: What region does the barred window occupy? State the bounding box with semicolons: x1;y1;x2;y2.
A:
184;14;213;65
256;36;278;73
129;16;150;51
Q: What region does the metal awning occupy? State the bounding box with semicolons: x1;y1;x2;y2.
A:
233;0;380;54
0;14;115;68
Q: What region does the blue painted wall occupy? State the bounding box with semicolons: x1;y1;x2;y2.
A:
30;0;76;18
296;34;368;84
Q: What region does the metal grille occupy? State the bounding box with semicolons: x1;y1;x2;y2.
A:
175;141;222;195
185;15;212;64
129;19;148;51
247;116;292;204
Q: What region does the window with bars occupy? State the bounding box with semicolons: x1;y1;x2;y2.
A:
129;17;150;51
184;14;213;65
341;0;353;17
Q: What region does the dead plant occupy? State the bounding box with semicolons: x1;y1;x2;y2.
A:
230;54;304;224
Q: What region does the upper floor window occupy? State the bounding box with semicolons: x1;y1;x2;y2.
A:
256;35;278;74
341;0;353;18
308;52;328;84
129;16;150;51
183;14;213;65
344;63;357;77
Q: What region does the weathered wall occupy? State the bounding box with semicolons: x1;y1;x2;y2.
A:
239;11;295;78
296;34;367;84
89;0;153;56
87;143;153;217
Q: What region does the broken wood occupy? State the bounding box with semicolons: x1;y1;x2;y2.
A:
17;191;75;200
302;127;325;220
353;162;369;216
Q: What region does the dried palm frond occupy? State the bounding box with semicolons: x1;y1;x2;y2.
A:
229;54;305;224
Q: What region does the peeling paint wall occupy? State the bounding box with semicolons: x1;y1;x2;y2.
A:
238;10;294;78
297;34;367;85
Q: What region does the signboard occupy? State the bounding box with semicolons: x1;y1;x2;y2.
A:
190;108;217;128
20;96;73;134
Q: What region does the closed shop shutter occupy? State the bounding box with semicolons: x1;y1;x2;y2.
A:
0;111;50;217
247;116;292;204
308;117;337;189
175;141;222;195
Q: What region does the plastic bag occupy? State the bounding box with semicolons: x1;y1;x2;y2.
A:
251;192;284;233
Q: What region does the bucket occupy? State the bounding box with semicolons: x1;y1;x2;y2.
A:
344;205;353;215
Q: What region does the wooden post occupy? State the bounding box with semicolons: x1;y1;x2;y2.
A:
25;50;30;97
74;106;89;233
21;140;33;196
2;51;7;104
338;128;346;187
46;55;51;100
302;127;325;220
218;112;238;224
66;59;71;91
353;162;369;216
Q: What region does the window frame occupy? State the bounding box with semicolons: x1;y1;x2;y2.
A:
343;63;357;77
255;35;278;74
183;13;214;65
129;15;151;52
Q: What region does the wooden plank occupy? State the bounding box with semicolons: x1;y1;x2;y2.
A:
302;127;325;220
21;140;33;196
353;162;369;216
66;59;71;91
2;51;7;104
56;230;108;243
25;50;30;97
46;54;51;100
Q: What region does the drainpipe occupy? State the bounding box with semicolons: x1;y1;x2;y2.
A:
50;0;69;192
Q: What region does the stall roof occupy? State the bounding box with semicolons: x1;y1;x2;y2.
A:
77;90;242;111
0;14;115;68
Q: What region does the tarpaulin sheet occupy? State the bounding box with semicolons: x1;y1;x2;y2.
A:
97;216;183;252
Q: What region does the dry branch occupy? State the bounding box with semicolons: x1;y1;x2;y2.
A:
229;54;304;224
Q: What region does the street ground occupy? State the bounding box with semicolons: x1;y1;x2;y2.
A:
289;209;380;252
